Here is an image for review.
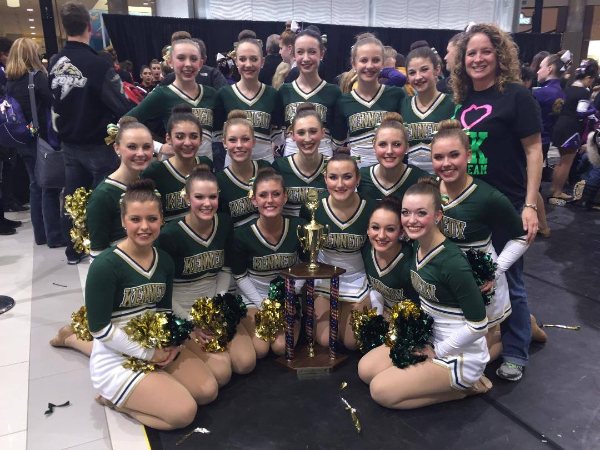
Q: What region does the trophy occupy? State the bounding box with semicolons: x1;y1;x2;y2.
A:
297;188;329;272
278;188;347;374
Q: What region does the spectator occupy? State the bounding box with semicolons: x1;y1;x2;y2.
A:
6;38;65;247
259;34;282;85
48;1;132;264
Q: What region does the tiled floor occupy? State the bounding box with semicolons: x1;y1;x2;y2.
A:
0;211;148;450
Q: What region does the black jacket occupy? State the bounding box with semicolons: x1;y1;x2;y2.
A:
48;41;132;145
6;71;52;141
259;54;282;86
161;65;228;90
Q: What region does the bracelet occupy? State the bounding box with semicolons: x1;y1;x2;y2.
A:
523;203;538;212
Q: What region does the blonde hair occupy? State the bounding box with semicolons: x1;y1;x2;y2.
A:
272;61;291;89
430;119;470;152
451;23;521;104
374;112;407;143
5;38;45;79
223;110;254;140
351;32;384;64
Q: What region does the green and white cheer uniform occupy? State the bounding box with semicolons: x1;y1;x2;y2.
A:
441;179;528;327
142;156;212;222
86;246;174;407
231;216;306;308
157;214;233;318
127;84;217;159
332;85;405;168
86;177;127;257
216;160;271;227
307;195;375;302
358;163;429;202
278;80;341;157
400;93;455;174
214;83;283;165
272;155;327;216
410;239;489;390
362;241;417;314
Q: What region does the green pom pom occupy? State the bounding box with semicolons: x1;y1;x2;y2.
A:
387;304;434;369
214;293;247;342
167;313;194;346
465;249;497;306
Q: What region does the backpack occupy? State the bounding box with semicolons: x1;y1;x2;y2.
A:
0;93;34;147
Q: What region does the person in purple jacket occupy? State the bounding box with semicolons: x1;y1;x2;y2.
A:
532;53;565;236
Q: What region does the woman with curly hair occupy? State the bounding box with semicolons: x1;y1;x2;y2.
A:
451;24;544;382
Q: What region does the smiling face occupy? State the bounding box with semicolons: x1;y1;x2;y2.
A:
431;135;471;185
252;179;287;219
167;120;202;160
236;41;263;82
186;179;219;223
352;43;383;84
292;115;324;157
294;35;323;75
465;33;498;90
407;56;440;95
325;160;360;202
115;127;154;173
374;127;407;169
224;123;254;163
368;208;402;254
170;42;202;82
121;200;162;248
401;193;441;241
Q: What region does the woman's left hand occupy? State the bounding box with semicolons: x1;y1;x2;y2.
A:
522;206;538;244
480;280;495;294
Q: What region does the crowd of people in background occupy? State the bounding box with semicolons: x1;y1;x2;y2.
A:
1;0;599;432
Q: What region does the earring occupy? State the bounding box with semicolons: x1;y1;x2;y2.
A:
434;220;440;225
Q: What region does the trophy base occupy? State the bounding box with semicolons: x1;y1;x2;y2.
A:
275;344;348;379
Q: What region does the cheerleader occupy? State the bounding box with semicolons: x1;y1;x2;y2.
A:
311;154;375;350
278;28;341;157
142;105;211;222
272;103;327;217
216;111;271;227
401;46;455;174
157;166;249;383
358;179;491;409
362;198;417;317
357;112;428;201
49;119;154;354
214;38;283;165
232;168;304;357
431;120;530;360
87;180;217;430
126;38;217;159
332;33;405;168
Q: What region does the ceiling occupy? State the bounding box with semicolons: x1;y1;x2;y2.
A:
0;0;152;52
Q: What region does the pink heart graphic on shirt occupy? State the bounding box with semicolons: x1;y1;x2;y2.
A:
460;104;493;129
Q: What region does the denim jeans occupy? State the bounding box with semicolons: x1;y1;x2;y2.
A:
61;143;119;250
493;202;531;367
16;143;64;246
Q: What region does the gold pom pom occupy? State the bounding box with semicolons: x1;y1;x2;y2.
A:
64;187;92;254
70;306;92;342
122;356;158;374
104;123;119;146
189;297;228;352
254;298;284;343
123;311;171;349
385;300;421;347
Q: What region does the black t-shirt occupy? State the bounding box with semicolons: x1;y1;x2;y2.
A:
455;83;541;205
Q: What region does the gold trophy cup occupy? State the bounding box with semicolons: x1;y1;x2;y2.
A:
297;188;329;272
278;188;346;373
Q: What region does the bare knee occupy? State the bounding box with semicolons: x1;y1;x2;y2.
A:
254;340;270;359
343;336;357;351
358;358;374;384
231;352;256;375
213;364;232;387
193;377;218;405
163;397;197;429
369;377;399;409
